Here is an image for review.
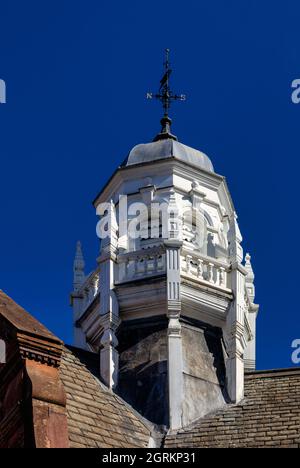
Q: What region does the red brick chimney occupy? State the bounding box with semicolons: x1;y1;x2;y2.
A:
0;291;69;448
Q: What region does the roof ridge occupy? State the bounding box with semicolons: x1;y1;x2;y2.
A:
245;367;300;379
0;290;61;344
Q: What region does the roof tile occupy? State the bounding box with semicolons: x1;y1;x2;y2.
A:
60;346;151;448
165;369;300;448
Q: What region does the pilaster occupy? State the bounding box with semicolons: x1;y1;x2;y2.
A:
165;239;183;430
225;262;247;402
98;200;120;389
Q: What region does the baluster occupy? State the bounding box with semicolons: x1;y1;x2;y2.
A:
118;258;126;282
154;254;158;273
208;263;214;283
186;255;192;273
144;256;148;274
125;257;130;279
134;257;138;276
215;268;220;286
219;267;226;287
197;259;204;279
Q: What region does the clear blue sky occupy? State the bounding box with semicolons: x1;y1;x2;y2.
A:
0;1;299;369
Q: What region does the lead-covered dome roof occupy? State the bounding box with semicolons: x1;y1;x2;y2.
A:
124;138;214;173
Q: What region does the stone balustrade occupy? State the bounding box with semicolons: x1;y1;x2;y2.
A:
182;250;230;290
117;246;166;283
116;246;230;290
79;270;100;308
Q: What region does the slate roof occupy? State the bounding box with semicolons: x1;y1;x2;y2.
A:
1;290;299;448
60;346;152;448
61;346;300;449
165;368;300;448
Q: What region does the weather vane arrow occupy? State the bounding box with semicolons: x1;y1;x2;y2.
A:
147;49;186;142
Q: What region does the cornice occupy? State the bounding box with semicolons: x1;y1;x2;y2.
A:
93;157;227;208
17;332;62;368
0;309;63;369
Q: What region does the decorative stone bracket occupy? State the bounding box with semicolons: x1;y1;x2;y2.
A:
99;310;120;389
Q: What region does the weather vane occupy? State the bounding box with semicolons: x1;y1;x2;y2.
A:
147;49;186;141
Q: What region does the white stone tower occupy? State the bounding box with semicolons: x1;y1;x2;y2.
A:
70;53;259;430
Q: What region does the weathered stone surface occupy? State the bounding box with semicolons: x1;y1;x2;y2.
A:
117;317;169;426
181;318;228;426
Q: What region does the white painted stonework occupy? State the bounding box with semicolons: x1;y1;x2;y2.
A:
71;136;259;428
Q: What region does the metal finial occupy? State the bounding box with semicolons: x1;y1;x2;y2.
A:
147;49;186;141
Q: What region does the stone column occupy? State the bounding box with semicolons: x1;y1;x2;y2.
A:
165;239;183;430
